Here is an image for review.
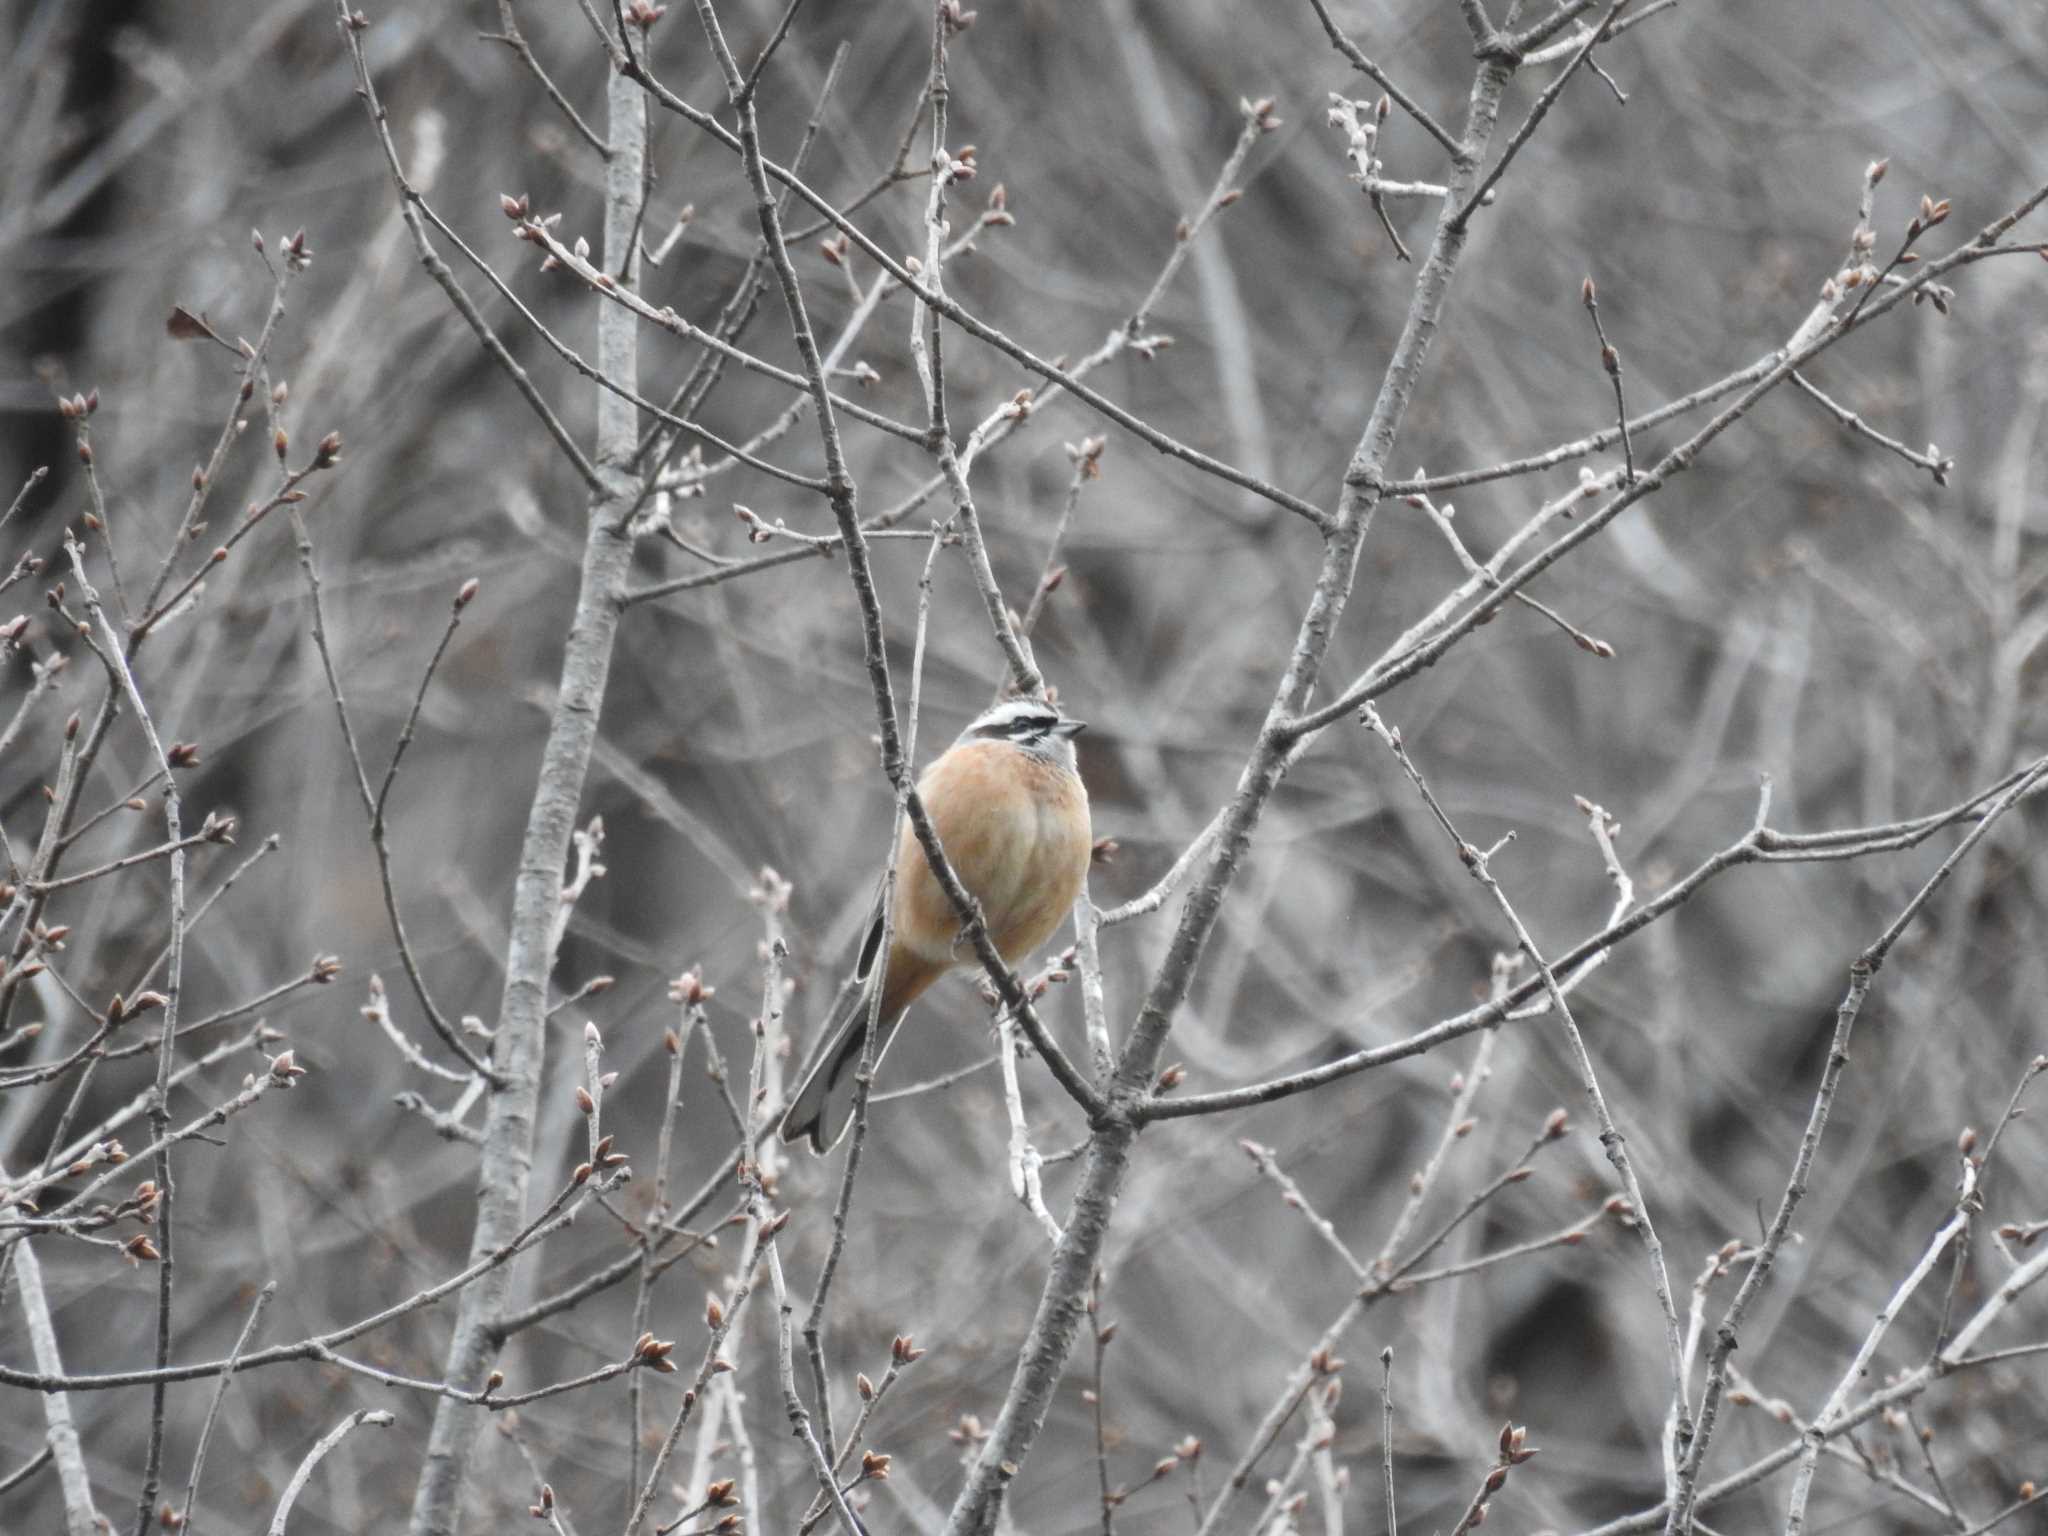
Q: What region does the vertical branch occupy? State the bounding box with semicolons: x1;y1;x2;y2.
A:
65;539;189;1536
14;1239;101;1536
402;50;645;1536
802;520;945;1456
1379;1348;1398;1536
939;53;1519;1536
1072;896;1113;1088
911;3;1042;698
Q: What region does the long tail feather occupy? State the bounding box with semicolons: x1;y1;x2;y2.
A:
779;975;906;1153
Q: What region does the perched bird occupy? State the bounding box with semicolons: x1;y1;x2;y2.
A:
780;696;1093;1152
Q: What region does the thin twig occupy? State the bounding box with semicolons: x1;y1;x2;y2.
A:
266;1410;395;1535
1580;275;1635;483
291;515;494;1082
485;3;609;157
176;1281;276;1536
1379;1349;1397;1536
1361;705;1686;1502
1790;369;1952;483
1450;1;1630;227
64;540;192;1536
0;1169;620;1391
338;8;602;490
1670;753;2048;1535
1304;0;1464;159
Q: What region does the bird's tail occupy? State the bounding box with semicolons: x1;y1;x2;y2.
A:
779;972;907;1154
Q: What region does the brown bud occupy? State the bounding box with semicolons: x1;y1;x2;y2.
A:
273;428;289;462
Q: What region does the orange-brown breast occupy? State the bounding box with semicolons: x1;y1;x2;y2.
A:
885;740;1092;997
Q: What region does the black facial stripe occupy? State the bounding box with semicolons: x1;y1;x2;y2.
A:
972;713;1060;740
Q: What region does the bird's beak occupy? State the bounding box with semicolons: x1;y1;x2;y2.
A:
1051;718;1087;739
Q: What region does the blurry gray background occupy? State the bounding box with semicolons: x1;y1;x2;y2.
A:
3;0;2047;1532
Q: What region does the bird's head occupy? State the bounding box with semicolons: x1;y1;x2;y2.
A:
960;696;1086;768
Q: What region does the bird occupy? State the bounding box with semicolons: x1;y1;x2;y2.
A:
780;696;1093;1153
